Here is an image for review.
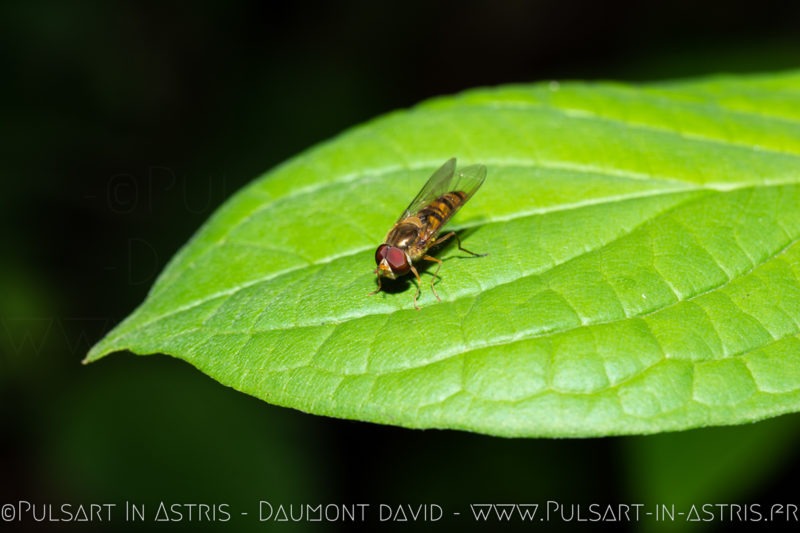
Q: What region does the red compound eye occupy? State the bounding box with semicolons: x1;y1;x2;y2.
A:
375;244;390;265
375;245;410;275
386;247;409;274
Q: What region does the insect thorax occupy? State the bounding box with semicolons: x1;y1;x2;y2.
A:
385;221;421;250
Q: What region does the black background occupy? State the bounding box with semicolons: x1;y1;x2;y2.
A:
3;1;800;531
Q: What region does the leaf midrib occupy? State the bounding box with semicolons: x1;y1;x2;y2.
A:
147;161;782;331
92;180;798;372
191;202;800;377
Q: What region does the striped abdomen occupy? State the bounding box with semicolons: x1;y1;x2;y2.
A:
416;191;467;235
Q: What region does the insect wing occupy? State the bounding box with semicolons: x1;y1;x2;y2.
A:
447;162;487;209
396;158;457;222
396;158;486;222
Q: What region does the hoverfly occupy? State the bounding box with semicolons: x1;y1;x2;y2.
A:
371;157;487;309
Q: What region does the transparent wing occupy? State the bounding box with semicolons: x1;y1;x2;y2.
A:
397;158;486;222
447;162;487;209
397;158;456;222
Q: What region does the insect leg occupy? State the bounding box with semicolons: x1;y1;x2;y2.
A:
368;274;382;296
432;231;487;257
409;264;422;310
421;254;444;302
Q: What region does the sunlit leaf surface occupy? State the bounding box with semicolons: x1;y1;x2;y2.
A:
87;71;800;437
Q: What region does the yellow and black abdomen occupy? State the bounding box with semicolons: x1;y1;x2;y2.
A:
417;191;467;234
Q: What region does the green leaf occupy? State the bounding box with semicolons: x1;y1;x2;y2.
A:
87;70;800;437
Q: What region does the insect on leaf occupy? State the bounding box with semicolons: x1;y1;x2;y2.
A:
373;157;487;308
87;70;800;438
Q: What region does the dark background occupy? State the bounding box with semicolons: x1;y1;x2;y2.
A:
3;1;800;531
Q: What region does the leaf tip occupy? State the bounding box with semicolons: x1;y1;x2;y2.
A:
83;339;114;365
